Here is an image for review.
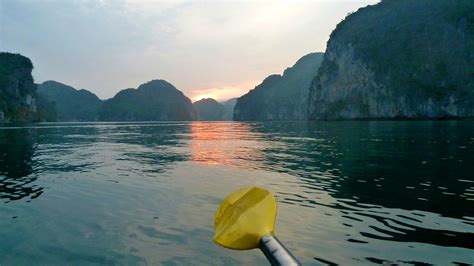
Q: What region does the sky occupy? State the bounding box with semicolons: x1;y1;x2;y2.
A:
0;0;379;101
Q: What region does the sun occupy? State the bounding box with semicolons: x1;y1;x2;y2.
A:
191;93;217;102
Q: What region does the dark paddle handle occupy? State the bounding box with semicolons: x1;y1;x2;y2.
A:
259;235;301;266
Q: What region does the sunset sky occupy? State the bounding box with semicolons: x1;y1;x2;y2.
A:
1;0;378;101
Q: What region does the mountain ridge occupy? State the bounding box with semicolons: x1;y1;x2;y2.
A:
99;79;197;121
38;80;103;121
234;52;324;121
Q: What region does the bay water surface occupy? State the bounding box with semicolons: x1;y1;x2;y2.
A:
0;121;473;265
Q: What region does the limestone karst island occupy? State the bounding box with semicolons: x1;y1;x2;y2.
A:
1;0;473;265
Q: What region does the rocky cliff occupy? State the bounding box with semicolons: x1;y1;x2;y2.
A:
234;52;324;121
308;0;474;120
99;79;197;121
193;98;226;121
38;81;103;121
0;53;37;122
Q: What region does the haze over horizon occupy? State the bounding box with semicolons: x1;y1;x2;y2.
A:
1;0;379;101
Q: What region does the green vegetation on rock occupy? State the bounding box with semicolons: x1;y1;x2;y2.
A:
0;52;37;122
309;0;474;120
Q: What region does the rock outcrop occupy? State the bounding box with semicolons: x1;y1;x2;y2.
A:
193;98;226;121
0;53;37;122
38;81;103;121
99;79;197;121
234;52;324;121
308;0;474;120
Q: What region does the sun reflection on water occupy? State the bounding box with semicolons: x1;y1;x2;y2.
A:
190;122;265;166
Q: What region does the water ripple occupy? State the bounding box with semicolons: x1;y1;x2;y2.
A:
0;121;473;264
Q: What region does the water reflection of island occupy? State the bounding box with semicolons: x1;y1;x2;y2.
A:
188;121;474;251
251;122;474;217
0;128;42;201
248;121;474;250
110;123;192;174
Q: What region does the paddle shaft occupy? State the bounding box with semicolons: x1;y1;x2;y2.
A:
259;235;301;266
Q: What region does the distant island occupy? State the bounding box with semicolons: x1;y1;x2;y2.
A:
1;0;473;122
193;98;226;121
221;98;237;120
99;80;197;121
234;52;324;121
38;80;102;121
192;98;236;121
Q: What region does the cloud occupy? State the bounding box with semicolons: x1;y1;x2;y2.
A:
188;79;262;102
1;0;379;99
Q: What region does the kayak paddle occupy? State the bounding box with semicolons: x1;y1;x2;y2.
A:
214;187;300;266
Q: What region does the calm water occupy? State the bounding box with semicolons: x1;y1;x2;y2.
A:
0;121;473;265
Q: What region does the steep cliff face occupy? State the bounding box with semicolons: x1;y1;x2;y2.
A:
234;52;324;121
38;81;103;121
99;80;197;121
0;53;37;122
309;0;474;120
193;98;226;121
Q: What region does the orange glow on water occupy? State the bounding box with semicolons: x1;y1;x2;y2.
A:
190;122;263;166
190;122;234;165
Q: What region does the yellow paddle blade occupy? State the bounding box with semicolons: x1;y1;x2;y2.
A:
214;187;277;250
